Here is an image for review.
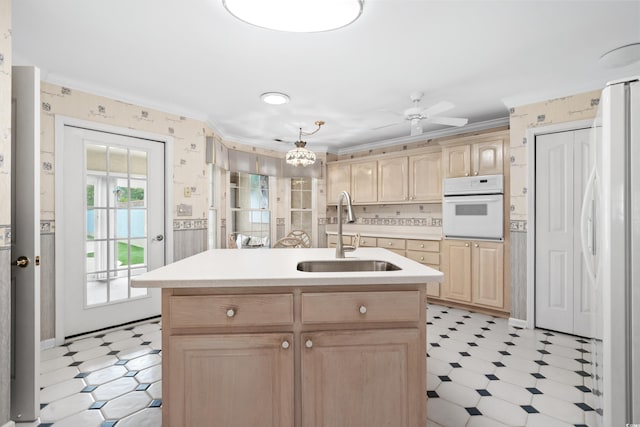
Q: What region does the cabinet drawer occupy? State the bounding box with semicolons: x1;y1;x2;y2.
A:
301;291;421;324
358;236;377;247
169;294;293;328
377;238;406;250
327;235;351;245
406;239;439;252
406;250;439;265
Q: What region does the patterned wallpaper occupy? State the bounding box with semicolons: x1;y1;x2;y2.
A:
508;90;601;228
40;82;211;223
0;0;11;248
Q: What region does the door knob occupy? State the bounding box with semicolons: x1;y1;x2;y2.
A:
152;234;164;241
13;256;30;268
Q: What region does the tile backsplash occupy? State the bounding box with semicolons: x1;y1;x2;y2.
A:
327;204;442;227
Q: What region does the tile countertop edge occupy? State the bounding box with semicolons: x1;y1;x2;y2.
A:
131;248;444;288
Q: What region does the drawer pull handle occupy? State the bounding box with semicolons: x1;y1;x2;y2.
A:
281;340;290;349
388;242;393;246
420;256;424;261
465;243;470;247
420;244;424;248
359;305;367;315
226;308;236;318
305;339;313;348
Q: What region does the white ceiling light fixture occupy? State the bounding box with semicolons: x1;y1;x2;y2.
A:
286;120;324;167
599;42;640;68
222;0;364;33
261;92;290;105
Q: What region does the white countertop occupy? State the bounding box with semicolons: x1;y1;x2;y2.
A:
131;248;443;288
325;225;442;240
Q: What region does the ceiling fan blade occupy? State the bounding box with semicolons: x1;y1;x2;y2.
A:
422;100;455;117
425;116;469;127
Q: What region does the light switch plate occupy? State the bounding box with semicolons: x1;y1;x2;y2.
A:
184;187;192;197
177;204;192;216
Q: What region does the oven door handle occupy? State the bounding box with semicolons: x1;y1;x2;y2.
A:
443;197;502;203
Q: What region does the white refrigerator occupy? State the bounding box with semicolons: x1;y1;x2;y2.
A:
583;76;639;426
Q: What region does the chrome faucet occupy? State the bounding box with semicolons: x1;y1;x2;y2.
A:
336;191;356;258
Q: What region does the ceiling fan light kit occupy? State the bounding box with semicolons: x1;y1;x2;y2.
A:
223;0;364;33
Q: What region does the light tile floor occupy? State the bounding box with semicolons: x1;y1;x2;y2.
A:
22;304;598;426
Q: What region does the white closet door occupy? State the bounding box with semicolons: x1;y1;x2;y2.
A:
536;131;575;333
535;128;595;337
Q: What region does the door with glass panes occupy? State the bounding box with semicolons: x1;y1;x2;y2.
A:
61;125;165;337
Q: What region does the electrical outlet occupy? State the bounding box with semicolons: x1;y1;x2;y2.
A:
184;187;192;197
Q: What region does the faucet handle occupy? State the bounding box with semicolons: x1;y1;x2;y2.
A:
352;233;361;249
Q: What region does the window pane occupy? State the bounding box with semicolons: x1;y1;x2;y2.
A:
86;145;107;173
130;209;147;239
87;208;108;240
109;270;129;302
130;150;147;178
110;177;130;207
86;275;108;306
129;239;147;266
109;147;128;174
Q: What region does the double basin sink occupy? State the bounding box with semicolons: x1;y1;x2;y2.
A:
297;259;401;273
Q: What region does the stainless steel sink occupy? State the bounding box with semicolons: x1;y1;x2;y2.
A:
297;260;401;272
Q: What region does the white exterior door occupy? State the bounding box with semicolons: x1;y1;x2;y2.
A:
535;128;594;337
59;125;165;337
11;66;40;422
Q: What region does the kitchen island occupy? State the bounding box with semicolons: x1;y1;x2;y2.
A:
132;248;443;427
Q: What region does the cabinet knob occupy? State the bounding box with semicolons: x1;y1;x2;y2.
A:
420;244;424;248
465;243;469;247
420;256;424;261
226;308;236;318
388;242;393;246
465;172;469;176
305;339;313;349
359;305;367;315
474;244;479;248
474;171;479;176
281;340;290;349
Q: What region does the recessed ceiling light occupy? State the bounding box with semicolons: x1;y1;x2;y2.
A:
260;92;290;105
223;0;364;33
599;42;640;68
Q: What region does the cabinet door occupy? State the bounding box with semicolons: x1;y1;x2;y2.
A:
471;241;504;308
471;140;503;176
442;145;471;178
326;162;351;205
168;333;293;427
442;240;472;302
378;157;408;202
409;152;442;202
350;160;377;203
301;329;423;427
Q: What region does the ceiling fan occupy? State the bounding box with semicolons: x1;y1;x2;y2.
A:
376;92;469;136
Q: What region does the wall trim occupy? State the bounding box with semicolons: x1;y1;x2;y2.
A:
526;119;595;331
508;317;529;329
39;339;56;351
54;115;174;345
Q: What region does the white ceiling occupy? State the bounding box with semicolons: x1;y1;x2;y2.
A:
12;0;640;154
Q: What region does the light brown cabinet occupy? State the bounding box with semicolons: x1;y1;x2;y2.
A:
443;139;503;178
163;285;426;427
326;162;351;205
378;157;409;202
409;152;442;202
350;160;378;204
441;240;504;309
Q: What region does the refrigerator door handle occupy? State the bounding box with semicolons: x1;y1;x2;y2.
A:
580;167;598;281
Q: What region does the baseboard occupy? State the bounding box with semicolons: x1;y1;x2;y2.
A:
508;317;529;329
40;338;56;351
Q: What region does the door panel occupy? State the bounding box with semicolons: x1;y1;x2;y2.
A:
443;145;470;178
536;128;594;337
472;140;503;176
350;161;377;203
10;66;41;422
378;157;408;202
409;153;441;201
60;126;164;337
443;241;472;302
472;242;504;308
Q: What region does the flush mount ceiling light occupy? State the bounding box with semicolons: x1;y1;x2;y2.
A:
223;0;364;33
261;92;290;105
599;42;640;68
286;120;324;167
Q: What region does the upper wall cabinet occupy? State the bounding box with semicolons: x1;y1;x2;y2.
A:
326;162;351;205
443;138;504;178
350;160;378;204
378;157;409;203
409;152;441;202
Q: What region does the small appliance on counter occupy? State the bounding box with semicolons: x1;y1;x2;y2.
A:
442;174;504;240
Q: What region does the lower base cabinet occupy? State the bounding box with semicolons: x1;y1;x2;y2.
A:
302;329;422;427
168;333;294;427
163;286;427;427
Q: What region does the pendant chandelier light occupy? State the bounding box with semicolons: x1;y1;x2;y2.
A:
222;0;364;33
286;121;324;167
